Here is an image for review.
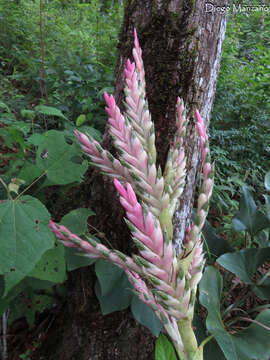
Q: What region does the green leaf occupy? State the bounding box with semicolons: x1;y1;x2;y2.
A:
200;266;238;360
200;266;270;360
20;109;35;121
265;171;270;191
0;101;10;112
253;278;270;300
29;243;66;283
8;290;57;328
155;334;177;360
0;276;56;316
204;222;233;262
0;196;55;296
193;312;226;360
94;261;133;315
61;208;95;235
95;260;125;297
131;296;163;337
95;280;132;315
232;187;270;236
36;130;88;185
18;162;44;185
217;248;270;284
27;133;45;147
65;247;96;271
231;310;270;360
76;114;86;126
60;208;96;271
35;105;67;120
10;121;32;136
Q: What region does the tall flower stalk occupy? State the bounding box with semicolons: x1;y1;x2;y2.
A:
50;29;213;360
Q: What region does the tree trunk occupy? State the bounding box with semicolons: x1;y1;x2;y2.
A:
33;1;229;359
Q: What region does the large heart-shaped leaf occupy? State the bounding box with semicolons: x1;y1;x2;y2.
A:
0;196;55;296
217;248;270;284
193;312;226;359
131;295;163;337
155;334;177;360
8;291;57;328
95;267;133;315
36;130;88;185
232;187;270;236
200;266;270;360
204;222;233;262
60;208;96;271
29;243;66;283
253;278;270;300
95;260;126;297
61;208;95;235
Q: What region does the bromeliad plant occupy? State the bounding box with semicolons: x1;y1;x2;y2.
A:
50;29;213;360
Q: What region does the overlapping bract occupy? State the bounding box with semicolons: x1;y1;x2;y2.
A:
50;29;214;358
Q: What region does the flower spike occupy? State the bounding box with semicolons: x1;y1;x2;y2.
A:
50;29;214;360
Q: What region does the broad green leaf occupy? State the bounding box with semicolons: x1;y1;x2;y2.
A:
155;334;177;360
18;162;44;185
231;310;270;360
61;208;95;235
35;105;67;120
200;266;270;360
265;171;270;191
65;248;96;271
200;267;238;360
193;312;226;360
94;271;133;315
253;278;270;300
8;291;57;328
217;248;270;284
95;260;125;297
0;195;55;296
10;121;31;136
36;130;88;185
27;133;45;147
131;296;163;337
0;276;57;317
232;187;270;236
20;109;35;121
0;101;10;112
204;222;233;262
76;114;86;126
29;243;66;283
61;208;96;271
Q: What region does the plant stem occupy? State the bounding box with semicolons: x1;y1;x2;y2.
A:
178;318;203;360
14;171;47;201
0;177;12;200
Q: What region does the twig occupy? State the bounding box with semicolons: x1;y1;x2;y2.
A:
1;310;9;360
14;171;46;201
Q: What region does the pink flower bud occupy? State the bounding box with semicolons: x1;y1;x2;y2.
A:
134;28;139;49
205;178;213;197
197;193;208;211
203;163;211;178
127;183;138;205
114;179;127;198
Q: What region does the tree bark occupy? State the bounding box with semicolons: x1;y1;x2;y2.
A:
34;1;230;359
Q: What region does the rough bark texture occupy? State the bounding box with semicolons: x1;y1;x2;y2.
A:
33;1;230;359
